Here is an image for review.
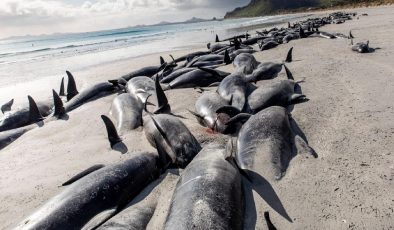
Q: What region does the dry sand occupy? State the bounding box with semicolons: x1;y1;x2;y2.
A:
1;5;393;230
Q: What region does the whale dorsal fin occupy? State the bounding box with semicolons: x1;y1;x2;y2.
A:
224;49;231;64
283;64;294;80
299;27;305;38
160;56;165;66
215;34;220;43
59;77;65;96
349;30;354;39
101;115;122;148
66;71;79;101
52;90;65;117
285;47;293;63
1;99;14;114
28;96;44;122
62;164;105;186
154;75;171;114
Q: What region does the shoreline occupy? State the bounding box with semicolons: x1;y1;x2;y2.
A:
0;14;308;110
1;5;394;229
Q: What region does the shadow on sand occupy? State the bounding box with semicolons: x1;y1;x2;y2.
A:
242;172;292;230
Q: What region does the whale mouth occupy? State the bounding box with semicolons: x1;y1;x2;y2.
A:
212;113;231;133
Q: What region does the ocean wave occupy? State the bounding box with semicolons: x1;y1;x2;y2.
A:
0;30;171;59
91;28;150;38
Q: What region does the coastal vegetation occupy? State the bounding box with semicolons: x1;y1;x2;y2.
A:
225;0;394;18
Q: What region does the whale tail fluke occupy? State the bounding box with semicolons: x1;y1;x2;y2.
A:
101;115;122;148
28;96;44;123
66;71;79;101
1;98;14;114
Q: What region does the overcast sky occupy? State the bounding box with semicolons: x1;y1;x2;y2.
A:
0;0;250;39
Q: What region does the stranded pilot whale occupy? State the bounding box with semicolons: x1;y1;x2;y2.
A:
16;151;166;230
63;71;119;113
0;90;66;151
164;144;244;230
223;106;317;181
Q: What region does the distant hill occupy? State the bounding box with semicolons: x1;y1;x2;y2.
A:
155;17;219;26
225;0;394;18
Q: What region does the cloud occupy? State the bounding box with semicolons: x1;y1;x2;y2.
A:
168;0;248;9
0;0;249;38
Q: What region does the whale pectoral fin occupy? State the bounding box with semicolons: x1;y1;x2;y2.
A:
226;112;251;124
224;49;231;64
288;116;317;158
186;57;199;68
264;212;278;230
207;82;221;87
82;208;117;230
62;164;105;186
288;94;309;105
28;96;44;123
294;135;318;158
150;116;177;164
216;105;241;117
118;77;128;86
154;138;172;170
1;98;14;114
197;66;221;78
226;154;253;182
187;109;206;126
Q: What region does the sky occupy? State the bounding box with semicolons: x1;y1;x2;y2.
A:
0;0;250;39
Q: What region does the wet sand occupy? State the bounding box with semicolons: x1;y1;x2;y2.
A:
0;5;393;230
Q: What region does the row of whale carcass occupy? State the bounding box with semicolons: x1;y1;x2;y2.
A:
0;11;369;149
6;11;361;229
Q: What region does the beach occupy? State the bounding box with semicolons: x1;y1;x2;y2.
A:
0;4;393;230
